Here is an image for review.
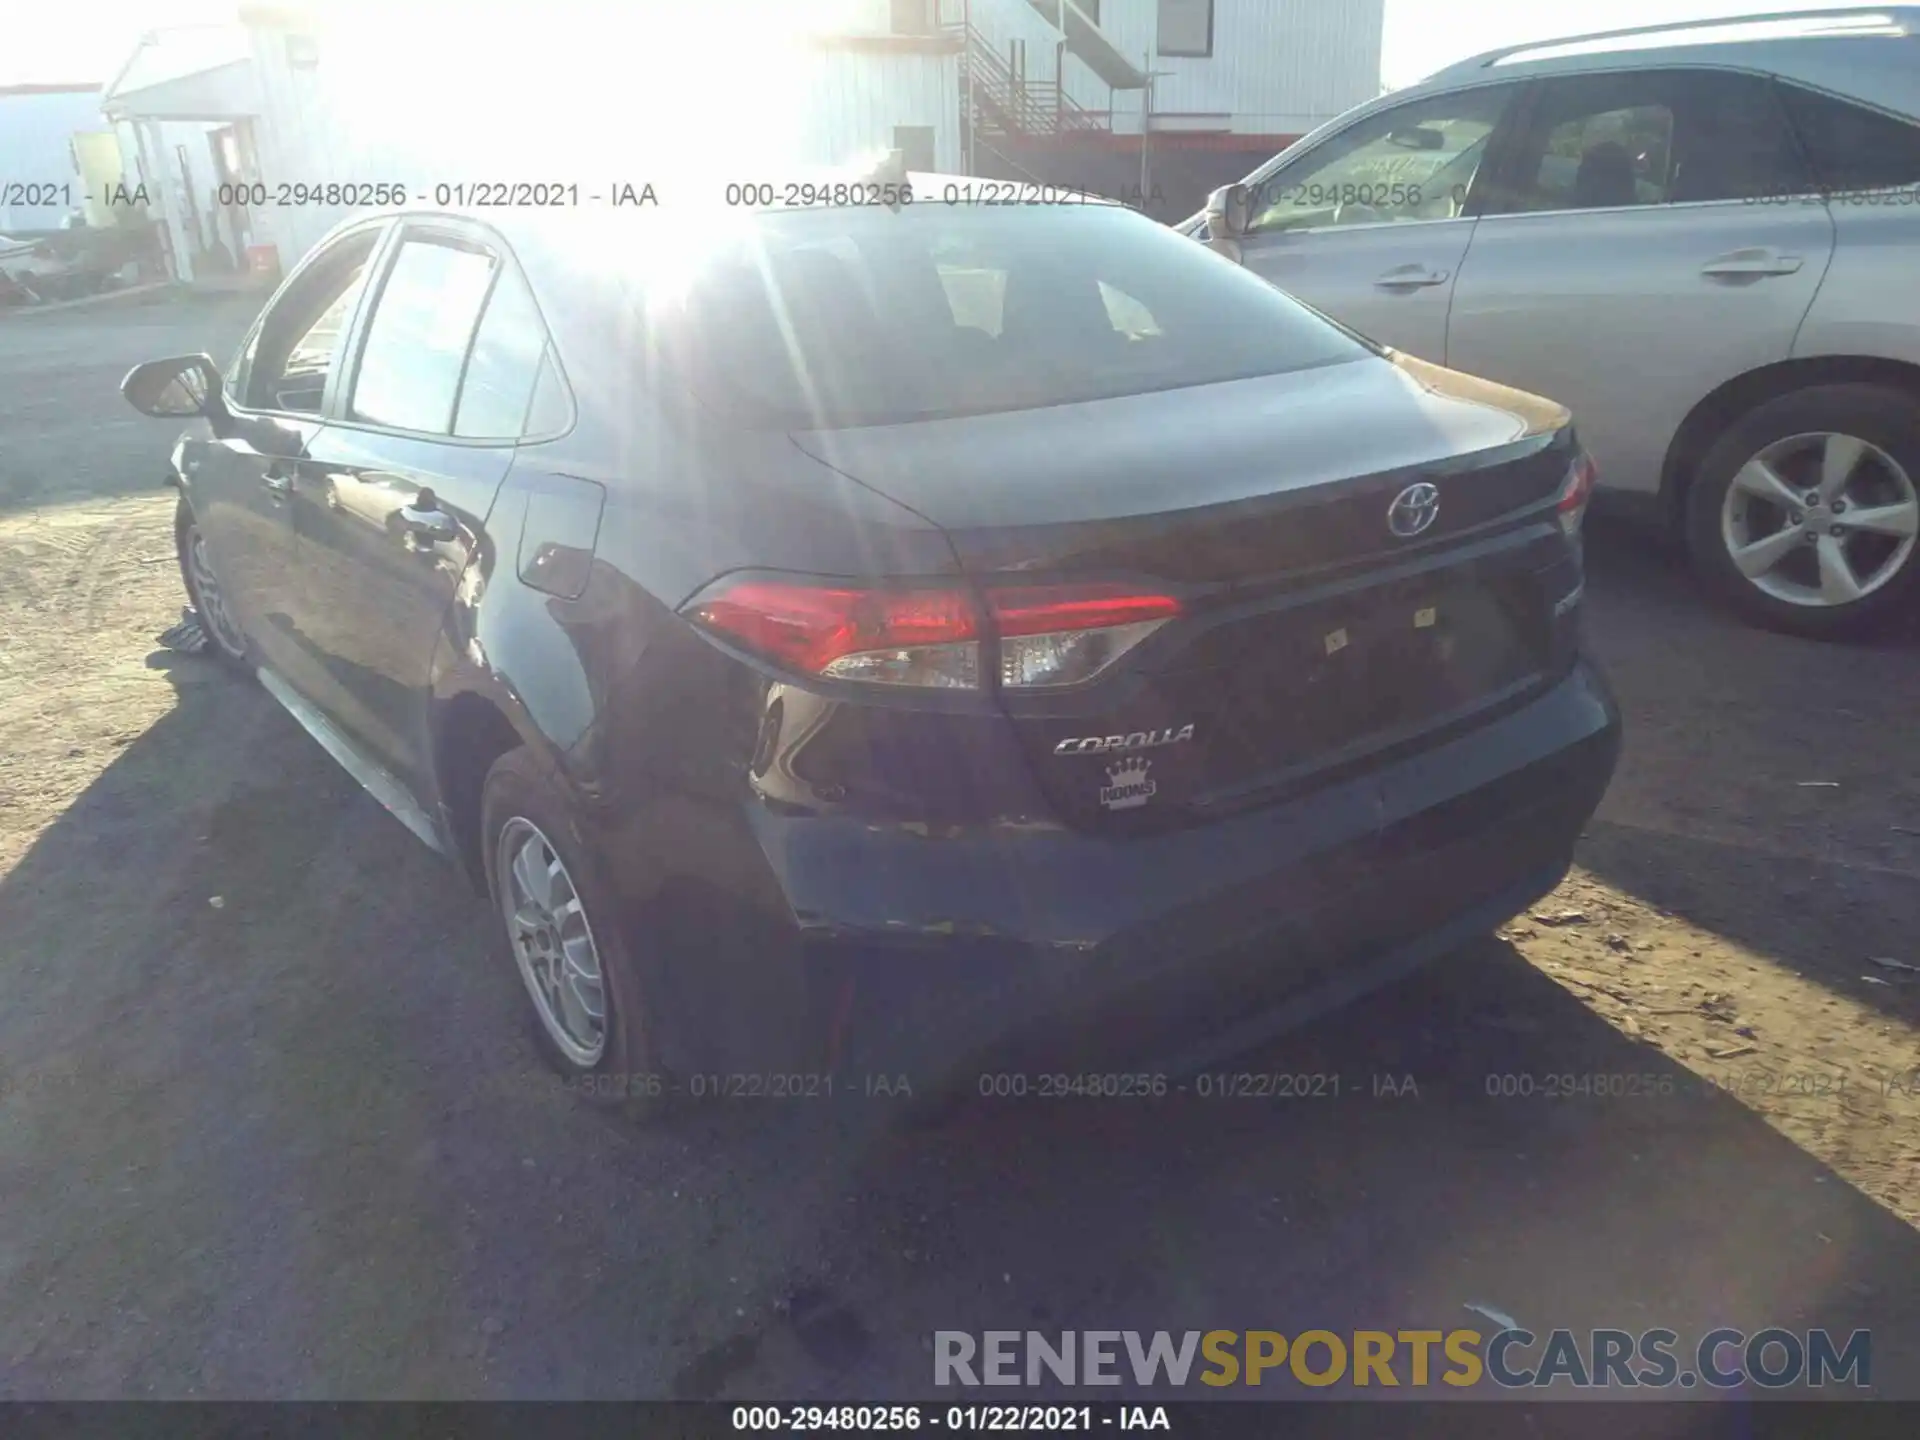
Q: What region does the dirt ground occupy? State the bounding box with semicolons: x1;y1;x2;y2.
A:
1;298;1918;1400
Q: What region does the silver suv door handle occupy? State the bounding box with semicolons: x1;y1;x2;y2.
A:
1374;264;1451;290
1701;249;1804;278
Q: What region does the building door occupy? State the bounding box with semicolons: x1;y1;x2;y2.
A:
173;143;204;260
209;125;252;267
894;125;937;172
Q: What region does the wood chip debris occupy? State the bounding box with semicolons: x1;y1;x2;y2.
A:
1532;909;1589;926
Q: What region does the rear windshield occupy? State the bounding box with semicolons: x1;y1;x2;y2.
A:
649;200;1373;428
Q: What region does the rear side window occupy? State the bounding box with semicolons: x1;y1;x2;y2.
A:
1489;69;1807;212
655;201;1371;428
524;351;571;435
1530;99;1676;208
1778;83;1920;192
453;263;555;439
350;237;496;434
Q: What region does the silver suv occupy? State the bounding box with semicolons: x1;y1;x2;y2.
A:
1188;8;1920;639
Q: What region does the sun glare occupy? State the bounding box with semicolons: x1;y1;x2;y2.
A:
315;0;877;186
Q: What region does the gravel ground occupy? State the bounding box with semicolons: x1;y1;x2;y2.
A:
1;298;1917;1401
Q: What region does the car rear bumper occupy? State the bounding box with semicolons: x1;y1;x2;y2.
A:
731;658;1619;1080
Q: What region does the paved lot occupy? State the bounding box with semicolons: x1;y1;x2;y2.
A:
1;300;1918;1400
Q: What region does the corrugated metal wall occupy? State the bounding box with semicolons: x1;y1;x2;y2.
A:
243;14;966;271
1098;0;1383;134
234;0;1378;274
796;50;964;171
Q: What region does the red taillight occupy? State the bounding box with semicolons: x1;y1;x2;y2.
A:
683;576;1183;690
685;578;979;687
1557;451;1598;534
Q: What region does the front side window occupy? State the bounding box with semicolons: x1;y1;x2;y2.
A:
1487;69;1807;214
656;199;1372;429
1248;85;1517;234
237;229;379;413
350;237;497;434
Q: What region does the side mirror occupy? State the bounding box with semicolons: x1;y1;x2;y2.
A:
121;354;220;417
1204;182;1252;241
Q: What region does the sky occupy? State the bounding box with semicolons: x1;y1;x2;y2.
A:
0;0;1892;90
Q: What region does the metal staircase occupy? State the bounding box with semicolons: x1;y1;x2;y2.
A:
949;19;1113;138
1019;0;1149;88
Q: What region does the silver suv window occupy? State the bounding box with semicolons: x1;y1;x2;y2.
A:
1485;69;1809;214
1778;83;1920;193
1246;85;1519;234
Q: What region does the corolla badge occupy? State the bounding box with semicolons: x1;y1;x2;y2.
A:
1054;724;1195;757
1100;757;1157;811
1387;481;1440;538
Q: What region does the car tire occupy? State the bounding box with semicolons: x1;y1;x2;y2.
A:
1685;384;1920;640
174;497;254;674
480;746;664;1110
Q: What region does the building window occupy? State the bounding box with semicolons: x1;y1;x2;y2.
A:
890;0;934;34
894;125;937;173
1157;0;1213;57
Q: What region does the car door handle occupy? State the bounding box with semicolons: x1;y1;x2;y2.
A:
1701;249;1804;278
399;504;457;544
1374;264;1451;290
261;463;294;496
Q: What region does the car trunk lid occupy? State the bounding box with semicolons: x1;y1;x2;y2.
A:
791;354;1581;833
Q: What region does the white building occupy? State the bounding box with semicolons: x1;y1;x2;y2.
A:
954;0;1385;215
101;26;267;283
101;0;1381;277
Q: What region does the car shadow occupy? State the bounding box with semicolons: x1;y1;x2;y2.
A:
676;937;1920;1401
2;645;1917;1399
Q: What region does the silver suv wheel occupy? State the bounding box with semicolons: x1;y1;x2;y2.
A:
1720;430;1919;608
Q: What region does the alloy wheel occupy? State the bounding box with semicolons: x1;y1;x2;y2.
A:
1719;431;1920;608
496;817;609;1067
186;526;248;657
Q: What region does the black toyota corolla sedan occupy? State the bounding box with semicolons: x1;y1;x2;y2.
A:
123;173;1619;1099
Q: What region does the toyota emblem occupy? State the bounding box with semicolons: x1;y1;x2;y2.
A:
1387;481;1440;538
